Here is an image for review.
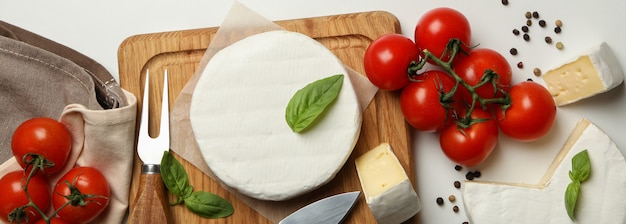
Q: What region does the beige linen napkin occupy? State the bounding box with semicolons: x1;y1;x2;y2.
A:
0;91;137;224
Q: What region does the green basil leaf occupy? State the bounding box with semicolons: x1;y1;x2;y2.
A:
184;191;234;218
564;150;591;221
571;150;591;182
285;74;344;133
565;181;580;221
160;151;193;199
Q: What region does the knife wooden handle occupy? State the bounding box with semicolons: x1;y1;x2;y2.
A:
128;166;173;224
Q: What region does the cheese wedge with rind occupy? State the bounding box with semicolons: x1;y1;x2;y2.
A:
356;143;421;224
462;119;626;224
189;30;361;201
542;42;624;106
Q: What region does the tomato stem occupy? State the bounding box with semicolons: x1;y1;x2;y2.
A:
407;38;511;127
11;157;109;224
12;164;51;224
22;153;55;175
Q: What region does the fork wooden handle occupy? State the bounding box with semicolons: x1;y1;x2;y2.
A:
128;166;173;224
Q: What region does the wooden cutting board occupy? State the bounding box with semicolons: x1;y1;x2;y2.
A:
118;11;416;223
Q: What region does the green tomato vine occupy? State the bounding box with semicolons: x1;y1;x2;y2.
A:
8;160;108;224
406;38;512;129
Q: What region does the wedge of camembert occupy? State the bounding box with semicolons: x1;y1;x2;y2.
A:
355;143;421;224
463;119;626;224
542;42;624;106
189;30;361;201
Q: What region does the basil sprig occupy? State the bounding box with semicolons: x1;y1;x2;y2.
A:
161;151;234;218
565;149;590;221
285;74;344;132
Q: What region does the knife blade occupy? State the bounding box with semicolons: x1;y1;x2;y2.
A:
279;191;361;224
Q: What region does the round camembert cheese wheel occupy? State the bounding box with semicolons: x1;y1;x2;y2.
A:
189;30;362;201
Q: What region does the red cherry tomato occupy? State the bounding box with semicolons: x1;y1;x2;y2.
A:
414;7;471;64
11;117;72;175
439;109;499;167
496;80;557;141
453;48;512;105
0;171;51;224
35;217;69;224
364;33;419;91
53;167;110;224
400;70;458;132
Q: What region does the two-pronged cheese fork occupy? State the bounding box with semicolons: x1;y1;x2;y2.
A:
128;70;173;223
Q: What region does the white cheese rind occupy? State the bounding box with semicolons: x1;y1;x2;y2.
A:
462;119;626;224
356;143;421;224
542;42;624;106
368;179;421;224
189;30;362;201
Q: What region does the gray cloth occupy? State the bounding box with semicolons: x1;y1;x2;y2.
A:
0;21;127;163
0;36;100;161
0;21;135;224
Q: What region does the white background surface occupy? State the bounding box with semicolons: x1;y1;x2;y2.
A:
3;0;625;223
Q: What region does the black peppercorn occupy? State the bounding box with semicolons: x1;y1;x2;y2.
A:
473;171;482;178
554;26;562;33
523;34;530;41
436;197;444;205
513;29;520;35
510;48;518;55
466;172;475;180
539;19;546;27
545;36;553;44
532;11;539;19
501;0;509;5
454;181;461;189
522;26;529;33
453;206;459;213
455;165;463;171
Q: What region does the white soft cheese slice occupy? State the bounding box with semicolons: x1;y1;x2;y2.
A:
355;143;421;224
542;42;624;106
189;30;362;201
463;119;626;224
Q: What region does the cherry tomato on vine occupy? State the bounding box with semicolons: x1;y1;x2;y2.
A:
35;217;69;224
53;167;110;224
496;80;556;142
414;7;471;64
439;108;498;167
400;70;458;132
364;33;420;91
452;48;512;105
11;117;72;175
0;171;51;224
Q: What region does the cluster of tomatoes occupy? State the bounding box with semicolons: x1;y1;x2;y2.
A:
364;8;557;167
0;117;110;224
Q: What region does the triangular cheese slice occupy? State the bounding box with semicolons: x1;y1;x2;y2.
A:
462;118;626;223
